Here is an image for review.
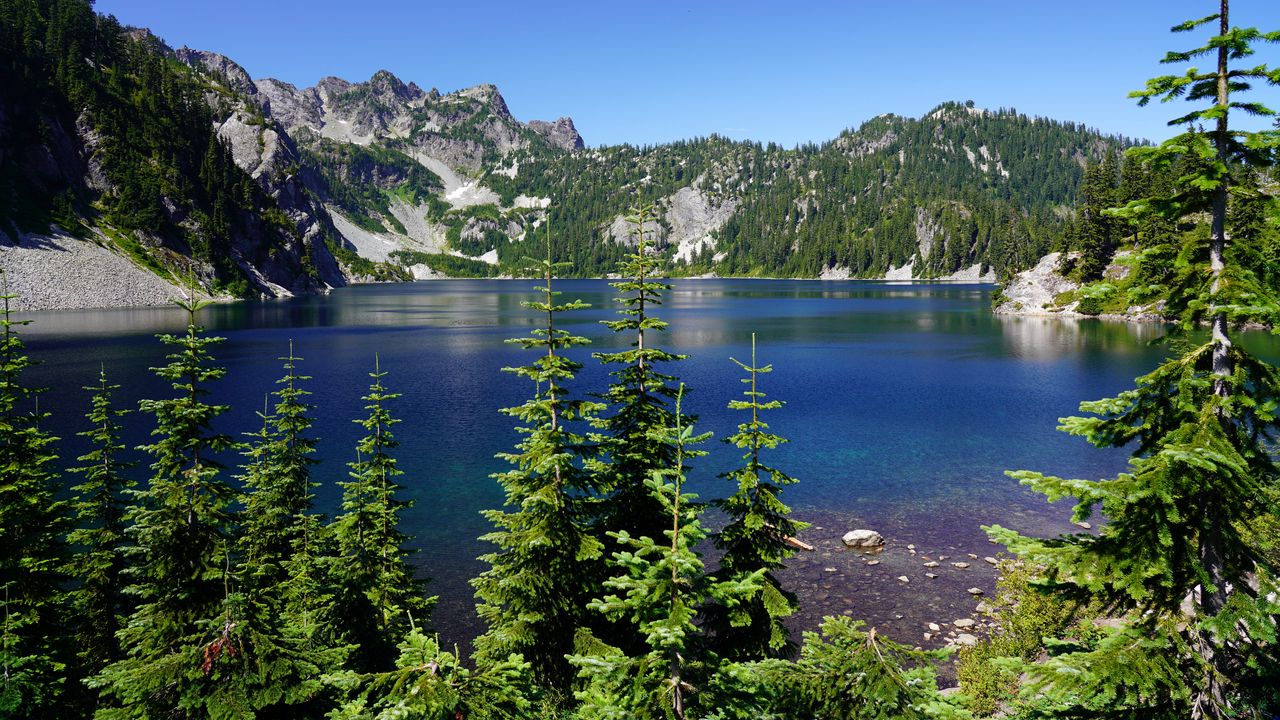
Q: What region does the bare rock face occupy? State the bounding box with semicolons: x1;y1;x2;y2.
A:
663;185;738;264
255;79;323;130
528;117;585;150
993;252;1080;315
841;529;885;548
175;48;256;97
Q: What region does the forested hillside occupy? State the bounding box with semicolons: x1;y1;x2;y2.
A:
490;104;1134;279
2;0;1141;305
0;0;349;298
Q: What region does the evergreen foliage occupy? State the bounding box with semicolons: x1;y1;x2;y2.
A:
327;625;532;720
592;203;691;553
472;237;605;692
331;359;432;672
91;294;242;717
234;345;350;712
65;368;135;695
238;343;324;594
0;0;331;295
0;280;68;716
705;335;807;661
572;388;761;720
492;107;1134;280
719;618;967;720
986;4;1280;717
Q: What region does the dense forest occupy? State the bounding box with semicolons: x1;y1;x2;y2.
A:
485;107;1133;280
2;0;1280;718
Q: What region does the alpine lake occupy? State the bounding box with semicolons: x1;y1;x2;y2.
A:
22;279;1279;650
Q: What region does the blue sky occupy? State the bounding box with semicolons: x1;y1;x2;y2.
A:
95;0;1280;148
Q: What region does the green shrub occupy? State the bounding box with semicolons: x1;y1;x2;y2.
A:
957;560;1083;717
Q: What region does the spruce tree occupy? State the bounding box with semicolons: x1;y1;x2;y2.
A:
227;363;346;716
239;342;323;582
327;625;532;720
65;368;135;698
472;239;605;693
986;3;1280;717
0;280;68;716
707;335;808;661
332;358;432;672
92;294;242;717
716;618;965;720
236;343;342;659
1072;154;1120;282
592;202;691;548
572;388;761;720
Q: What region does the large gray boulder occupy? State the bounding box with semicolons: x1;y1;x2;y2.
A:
841;529;885;548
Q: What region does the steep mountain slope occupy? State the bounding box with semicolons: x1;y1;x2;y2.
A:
0;3;347;305
2;0;1139;310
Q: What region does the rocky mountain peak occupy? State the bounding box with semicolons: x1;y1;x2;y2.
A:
314;76;354;101
367;69;422;102
451;83;513;121
528;117;585;150
175;48;256;96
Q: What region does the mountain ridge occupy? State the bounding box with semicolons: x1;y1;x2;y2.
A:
1;1;1136;309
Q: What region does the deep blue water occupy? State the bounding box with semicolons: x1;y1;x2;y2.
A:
20;279;1266;641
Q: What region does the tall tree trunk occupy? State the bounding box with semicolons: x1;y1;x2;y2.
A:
1194;3;1232;717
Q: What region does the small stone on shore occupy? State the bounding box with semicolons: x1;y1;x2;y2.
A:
967;587;984;596
953;618;976;629
951;562;971;569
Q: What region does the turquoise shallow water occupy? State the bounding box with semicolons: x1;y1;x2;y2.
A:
21;279;1275;643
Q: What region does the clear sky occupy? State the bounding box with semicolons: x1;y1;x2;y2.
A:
94;0;1280;148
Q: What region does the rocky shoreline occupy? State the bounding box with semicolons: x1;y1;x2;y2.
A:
0;238;1002;313
992;251;1168;324
0;229;191;312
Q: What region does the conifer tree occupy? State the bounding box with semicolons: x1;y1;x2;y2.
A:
227;360;347;715
92;294;243;717
236;343;341;659
716;618;966;720
239;342;323;581
65;368;135;694
706;335;808;661
592;202;691;557
0;280;68;716
472;237;605;692
572;388;761;720
332;358;432;671
987;3;1280;717
1072;154;1120;282
327;624;532;720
